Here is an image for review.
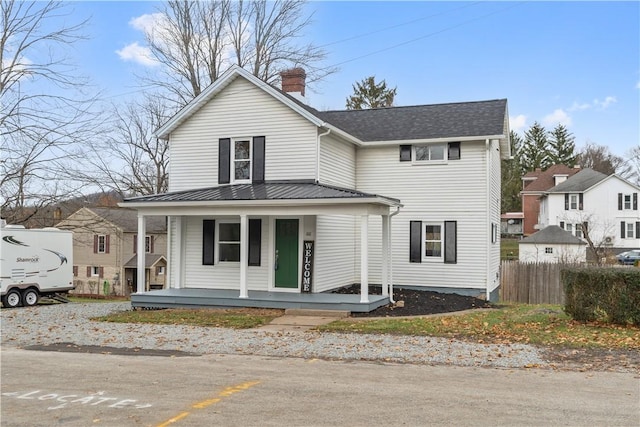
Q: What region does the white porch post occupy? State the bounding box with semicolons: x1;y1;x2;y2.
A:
174;216;183;289
360;214;369;303
136;215;146;294
381;214;389;297
239;214;248;298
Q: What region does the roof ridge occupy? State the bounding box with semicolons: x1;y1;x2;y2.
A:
318;98;507;114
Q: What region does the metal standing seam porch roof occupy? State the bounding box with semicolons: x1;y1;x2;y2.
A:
123;180;402;207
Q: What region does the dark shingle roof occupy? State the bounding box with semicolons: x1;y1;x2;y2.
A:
89;208;167;233
124;181;400;205
520;225;585;245
546;168;608;193
124;254;166;268
312;99;508;142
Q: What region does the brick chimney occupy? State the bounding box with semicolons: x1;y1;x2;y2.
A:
280;68;306;99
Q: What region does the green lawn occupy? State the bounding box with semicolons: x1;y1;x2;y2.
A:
501;238;519;260
317;304;640;350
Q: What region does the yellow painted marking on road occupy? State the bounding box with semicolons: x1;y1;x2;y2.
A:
156;381;260;427
156;411;189;427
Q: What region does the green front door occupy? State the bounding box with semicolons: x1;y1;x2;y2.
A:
275;219;299;288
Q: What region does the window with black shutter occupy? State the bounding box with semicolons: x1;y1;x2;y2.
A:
448;142;461;160
248;219;261;266
218;138;230;184
400;145;411;162
409;221;422;262
444;221;457;264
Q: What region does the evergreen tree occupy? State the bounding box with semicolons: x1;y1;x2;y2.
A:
548;124;577;167
519;122;550;171
345;76;397;110
501;131;524;213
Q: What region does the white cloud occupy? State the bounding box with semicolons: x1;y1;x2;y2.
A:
594;96;616;110
129;13;165;34
636;81;640;90
509;114;527;133
543;109;572;127
115;42;158;66
568;101;591;112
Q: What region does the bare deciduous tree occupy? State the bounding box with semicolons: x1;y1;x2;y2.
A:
1;0;100;225
140;0;333;109
77;95;171;197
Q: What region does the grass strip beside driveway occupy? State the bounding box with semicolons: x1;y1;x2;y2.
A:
93;308;284;329
318;304;640;350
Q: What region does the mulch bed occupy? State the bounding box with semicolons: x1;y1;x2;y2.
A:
332;285;493;317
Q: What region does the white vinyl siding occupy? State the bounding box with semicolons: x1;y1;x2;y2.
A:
356;140;490;292
313;215;357;292
168;77;317;191
180;216;269;290
319;133;356;188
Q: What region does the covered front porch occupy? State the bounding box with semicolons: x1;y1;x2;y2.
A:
130;288;390;312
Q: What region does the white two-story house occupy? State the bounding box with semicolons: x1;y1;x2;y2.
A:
537;168;640;258
121;66;510;310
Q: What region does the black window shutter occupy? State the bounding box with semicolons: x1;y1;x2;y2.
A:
400;145;412;162
252;136;265;183
636;222;640;239
564;194;569;210
578;193;583;210
409;221;422;263
444;221;457;264
203;220;215;265
248;219;262;266
621;221;626;239
133;234;137;254
218;138;231;184
618;193;623;210
448;142;461;160
634;193;638;210
559;221;565;229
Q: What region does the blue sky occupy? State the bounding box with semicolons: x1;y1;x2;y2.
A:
68;1;639;157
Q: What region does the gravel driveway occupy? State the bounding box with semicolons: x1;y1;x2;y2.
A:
0;302;550;369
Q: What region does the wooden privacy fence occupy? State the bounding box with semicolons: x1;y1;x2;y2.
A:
500;261;580;304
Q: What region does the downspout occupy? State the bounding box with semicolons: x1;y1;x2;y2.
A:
388;206;401;303
316;128;331;182
485;139;492;301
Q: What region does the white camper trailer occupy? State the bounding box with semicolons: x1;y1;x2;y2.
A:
1;225;74;308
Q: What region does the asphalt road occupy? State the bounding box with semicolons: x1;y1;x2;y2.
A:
1;347;638;427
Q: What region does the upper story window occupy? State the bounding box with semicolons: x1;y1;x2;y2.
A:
400;142;460;164
623;194;632;210
134;235;153;253
97;235;106;253
233;138;251;183
415;144;445;162
618;192;637;211
569;194;578;210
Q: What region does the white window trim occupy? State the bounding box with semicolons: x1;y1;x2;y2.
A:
412;144;448;165
422;222;443;262
157;266;165;275
216;220;241;264
91;266;100;277
623;194;632;210
569;194;579;210
145;235;151;253
231;137;252;184
626;223;634;238
97;235;106;253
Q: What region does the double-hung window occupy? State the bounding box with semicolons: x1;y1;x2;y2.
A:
232;139;252;183
569;194;578;210
218;222;241;262
623;194;632;210
627;222;635;238
424;224;442;258
97;235;106;253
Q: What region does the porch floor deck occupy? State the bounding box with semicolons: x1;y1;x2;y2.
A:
131;288;390;313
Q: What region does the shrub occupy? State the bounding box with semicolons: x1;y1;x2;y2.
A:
563;267;640;326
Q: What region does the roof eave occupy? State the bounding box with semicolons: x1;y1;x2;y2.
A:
120;196;402;209
357;134;507;147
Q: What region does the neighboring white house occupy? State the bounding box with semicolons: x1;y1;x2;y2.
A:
519;225;586;263
121;65;510;303
537;168;640;254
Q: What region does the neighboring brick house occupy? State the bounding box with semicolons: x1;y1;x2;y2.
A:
56;207;167;296
520;165;581;236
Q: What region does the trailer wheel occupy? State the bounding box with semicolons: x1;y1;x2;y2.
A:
22;289;40;307
2;289;22;308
